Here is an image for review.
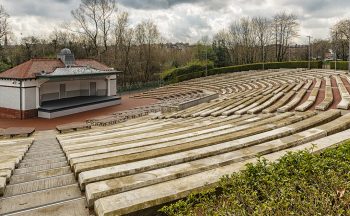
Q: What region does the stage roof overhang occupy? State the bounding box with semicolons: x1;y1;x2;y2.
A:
36;67;122;79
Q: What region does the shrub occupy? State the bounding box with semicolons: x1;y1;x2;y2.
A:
160;141;350;215
0;61;11;72
164;61;323;83
161;60;214;83
330;61;349;70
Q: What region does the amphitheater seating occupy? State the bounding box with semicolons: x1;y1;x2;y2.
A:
52;69;350;215
0;138;34;195
149;69;350;117
316;77;333;111
55;107;350;215
335;75;350;110
295;78;321;112
93;124;350;216
56;122;91;133
0;128;35;138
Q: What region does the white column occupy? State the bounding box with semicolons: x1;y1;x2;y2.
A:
21;84;26;111
107;78;111;96
36;86;40;108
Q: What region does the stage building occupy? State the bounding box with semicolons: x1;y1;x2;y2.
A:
0;48;121;119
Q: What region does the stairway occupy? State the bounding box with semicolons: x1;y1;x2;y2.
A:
0;131;90;216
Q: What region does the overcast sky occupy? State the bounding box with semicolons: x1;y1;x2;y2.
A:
1;0;349;44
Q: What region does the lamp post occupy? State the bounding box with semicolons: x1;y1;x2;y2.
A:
348;31;350;73
307;36;312;69
335;31;338;72
159;63;162;87
262;45;265;71
288;44;291;62
205;44;208;77
348;37;350;73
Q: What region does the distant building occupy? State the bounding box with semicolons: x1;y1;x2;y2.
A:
164;42;190;50
0;48;121;119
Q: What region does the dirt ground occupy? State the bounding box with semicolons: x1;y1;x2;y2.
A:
0;93;158;131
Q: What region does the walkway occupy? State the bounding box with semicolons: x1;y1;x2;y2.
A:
0;94;158;131
0;131;90;216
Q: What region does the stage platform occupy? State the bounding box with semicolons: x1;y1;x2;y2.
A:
38;96;121;119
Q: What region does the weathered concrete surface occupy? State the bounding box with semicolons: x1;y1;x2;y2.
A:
0;177;5;196
4;174;76;197
263;91;295;113
60;115;239;151
0;169;11;182
0;185;82;214
316;86;333;111
7;198;90;216
68;114;279;164
335;75;350;110
295;80;320;112
85;113;350;207
93;127;350;216
74;113;301;175
278;89;307;112
10;166;71;185
64;115;255;155
78;111;335;188
0;130;89;216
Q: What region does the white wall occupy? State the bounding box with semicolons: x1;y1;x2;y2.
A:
0;79;39;110
24;88;37;110
0;76;115;110
0;85;20;109
109;79;116;96
40;78;109;103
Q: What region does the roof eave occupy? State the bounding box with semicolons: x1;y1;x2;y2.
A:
36;71;123;79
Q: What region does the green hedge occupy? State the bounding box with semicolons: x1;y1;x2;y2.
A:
168;61;323;83
161;60;214;83
160;141;350;215
330;61;349;70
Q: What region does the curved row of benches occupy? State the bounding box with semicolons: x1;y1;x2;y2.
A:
56;108;350;215
164;72;350;118
0;138;34;196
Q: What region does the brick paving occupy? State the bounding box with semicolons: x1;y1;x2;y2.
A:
0;93;158;131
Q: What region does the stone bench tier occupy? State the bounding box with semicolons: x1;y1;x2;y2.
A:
77;110;338;189
91;112;350;215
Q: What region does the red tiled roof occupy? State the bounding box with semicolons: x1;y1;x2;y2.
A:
0;58;113;79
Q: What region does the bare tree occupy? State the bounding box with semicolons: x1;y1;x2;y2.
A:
21;36;40;59
134;20;160;82
312;39;331;60
272;12;299;62
114;11;129;62
331;19;350;60
99;0;116;54
0;5;10;46
71;0;116;57
252;16;272;62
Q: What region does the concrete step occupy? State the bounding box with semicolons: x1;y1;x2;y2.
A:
4;174;76;197
0;184;82;215
18;157;67;168
24;152;65;160
93;126;350;216
21;155;67;164
5;197;90;216
77;111;340;189
10;166;71;185
62;115;252;153
24;151;63;157
14;161;68;175
67;114;281;162
73;112;319;175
